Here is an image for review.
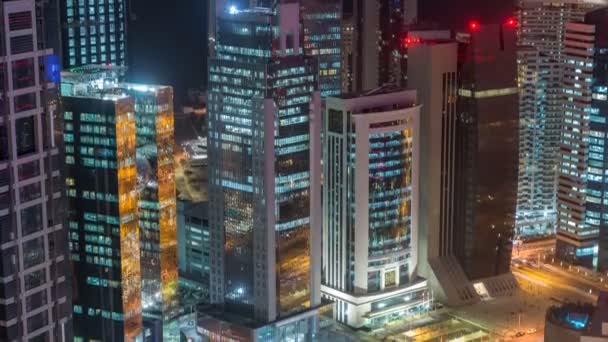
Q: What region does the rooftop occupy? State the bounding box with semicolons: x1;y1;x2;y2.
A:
339;85;407;100
61;65;170;99
520;0;608;5
328;85;419;115
220;5;274;21
197;301;333;331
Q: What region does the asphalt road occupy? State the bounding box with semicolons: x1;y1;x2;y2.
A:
512;262;598;304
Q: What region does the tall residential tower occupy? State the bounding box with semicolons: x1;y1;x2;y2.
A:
0;0;71;340
586;8;608;271
556;8;608;269
515;0;607;237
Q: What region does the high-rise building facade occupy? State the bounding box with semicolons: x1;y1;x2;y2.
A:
177;201;210;290
407;40;459;281
340;15;354;93
377;0;407;87
587;8;608;271
301;0;342;98
407;37;497;307
204;3;324;339
61;67;179;336
515;0;606;237
57;0;128;68
208;0;231;58
322;87;430;328
0;1;71;341
455;23;519;280
556;9;608;269
128;84;178;322
342;0;417;92
62;89;142;341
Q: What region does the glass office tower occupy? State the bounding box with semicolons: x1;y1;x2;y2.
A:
455;23;519;281
129;85;178;321
62;90;142;341
342;0;417;92
300;0;342;98
0;1;71;340
204;3;324;339
61;68;179;336
58;0;127;68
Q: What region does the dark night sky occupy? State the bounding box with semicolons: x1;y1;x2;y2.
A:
127;0;207;104
127;0;515;103
419;0;515;29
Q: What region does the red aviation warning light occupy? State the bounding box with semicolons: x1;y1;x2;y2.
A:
403;36;421;48
506;17;518;27
469;20;480;31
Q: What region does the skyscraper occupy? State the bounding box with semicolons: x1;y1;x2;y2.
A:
340;15;354;93
405;27;520;306
556;8;608;269
585;8;608;271
207;0;223;57
61;82;142;341
322;87;431;328
455;23;519;281
128;84;178;322
342;0;417;92
377;0;408;87
55;0;128;68
300;0;342;97
203;2;324;339
0;0;71;340
515;0;606;237
407;40;459;283
61;67;179;337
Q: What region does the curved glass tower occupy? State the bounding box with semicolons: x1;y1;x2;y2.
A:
322;87;430;328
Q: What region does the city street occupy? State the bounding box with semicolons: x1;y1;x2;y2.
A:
451;289;547;341
512;237;608;302
513;263;598;302
512;238;556;260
